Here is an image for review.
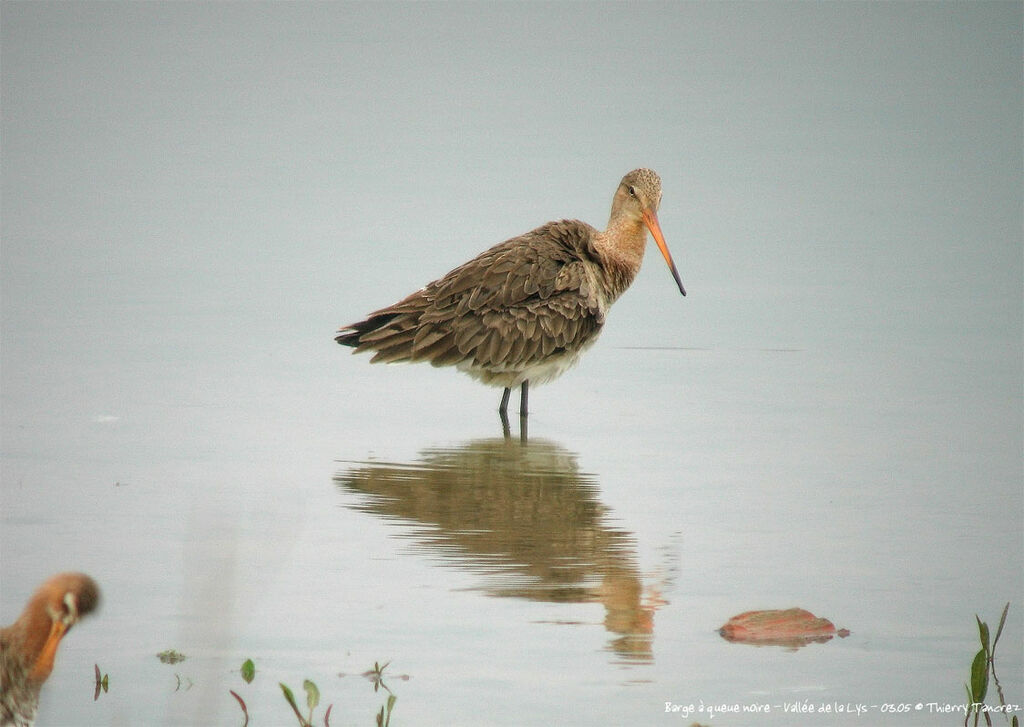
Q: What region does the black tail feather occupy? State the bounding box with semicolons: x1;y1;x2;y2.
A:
335;313;401;347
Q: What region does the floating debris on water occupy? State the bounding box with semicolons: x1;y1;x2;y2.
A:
719;608;850;648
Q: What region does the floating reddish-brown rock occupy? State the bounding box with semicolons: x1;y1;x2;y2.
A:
719;608;850;648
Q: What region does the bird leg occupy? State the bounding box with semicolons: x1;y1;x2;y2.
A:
499;387;513;438
519;381;529;442
499;384;529;441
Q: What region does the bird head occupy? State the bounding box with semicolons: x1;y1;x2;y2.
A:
614;169;685;296
18;572;100;682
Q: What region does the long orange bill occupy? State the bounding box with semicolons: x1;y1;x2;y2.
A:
30;618;68;681
642;208;686;296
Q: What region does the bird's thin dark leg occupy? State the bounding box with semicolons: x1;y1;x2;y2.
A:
499;387;513;438
518;381;529;442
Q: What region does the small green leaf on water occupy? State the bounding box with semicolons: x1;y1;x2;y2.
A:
303;679;320;710
969;647;988;704
976;616;990;655
377;694;396;727
992;602;1010;653
241;658;255;684
280;682;300;712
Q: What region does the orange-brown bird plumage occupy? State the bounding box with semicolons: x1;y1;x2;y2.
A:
1;573;100;727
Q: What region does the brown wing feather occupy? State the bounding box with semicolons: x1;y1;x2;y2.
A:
336;220;607;374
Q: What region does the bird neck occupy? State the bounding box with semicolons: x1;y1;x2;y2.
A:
596;215;648;298
5;597;60;683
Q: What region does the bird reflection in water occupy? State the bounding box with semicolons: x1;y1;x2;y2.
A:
335;438;666;663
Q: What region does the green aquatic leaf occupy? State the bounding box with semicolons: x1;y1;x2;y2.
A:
976;616;990;656
992;602;1009;655
241;658;255;684
969;648;988;705
280;682;305;724
303;678;320;711
374;693;397;727
280;682;297;706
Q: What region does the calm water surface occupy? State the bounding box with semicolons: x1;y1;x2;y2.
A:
2;303;1020;724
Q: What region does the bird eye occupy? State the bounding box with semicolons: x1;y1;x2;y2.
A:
628;186;637;198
